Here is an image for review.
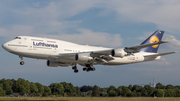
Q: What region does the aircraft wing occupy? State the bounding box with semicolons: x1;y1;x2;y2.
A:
49;36;174;62
57;49;114;61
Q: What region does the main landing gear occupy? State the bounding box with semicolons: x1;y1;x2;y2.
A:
19;56;24;65
83;64;96;72
72;64;96;73
72;65;78;73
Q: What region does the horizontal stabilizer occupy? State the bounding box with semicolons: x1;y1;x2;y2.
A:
126;36;174;50
125;36;174;53
144;51;177;57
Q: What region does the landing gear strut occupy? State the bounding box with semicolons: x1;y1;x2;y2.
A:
72;65;78;73
19;56;24;65
83;64;96;72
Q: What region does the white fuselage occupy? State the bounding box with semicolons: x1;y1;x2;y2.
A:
2;36;160;66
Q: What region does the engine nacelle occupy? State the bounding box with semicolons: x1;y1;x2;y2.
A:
75;53;93;63
47;60;59;67
111;48;127;58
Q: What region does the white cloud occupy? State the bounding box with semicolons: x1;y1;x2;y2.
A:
1;0;180;35
137;31;155;40
38;28;122;48
0;25;33;39
106;0;180;33
143;57;170;65
168;38;180;50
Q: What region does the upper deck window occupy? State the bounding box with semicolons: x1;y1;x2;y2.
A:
14;37;21;39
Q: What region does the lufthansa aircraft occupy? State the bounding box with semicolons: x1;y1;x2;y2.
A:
2;30;177;73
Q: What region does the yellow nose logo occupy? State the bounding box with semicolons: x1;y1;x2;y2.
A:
150;36;159;48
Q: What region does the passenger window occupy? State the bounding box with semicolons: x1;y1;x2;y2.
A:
14;37;21;39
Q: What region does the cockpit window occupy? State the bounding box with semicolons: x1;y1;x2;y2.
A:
14;37;21;39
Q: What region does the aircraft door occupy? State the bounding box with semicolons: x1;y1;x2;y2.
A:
29;45;33;50
27;38;33;50
53;47;57;53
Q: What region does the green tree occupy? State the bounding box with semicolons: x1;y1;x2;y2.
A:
2;79;14;95
30;82;38;93
128;85;132;91
144;85;154;97
127;90;137;97
88;86;93;91
165;89;176;97
43;86;51;96
140;88;147;97
116;86;123;96
49;83;64;95
0;84;5;96
165;84;174;89
75;86;81;95
99;87;108;93
107;86;116;94
87;90;92;96
61;82;70;93
56;83;64;95
122;86;131;97
175;86;180;89
108;90;117;97
154;89;165;97
16;78;30;94
175;89;180;97
69;83;76;95
156;83;165;89
35;83;44;94
11;79;17;93
132;85;143;92
92;85;99;97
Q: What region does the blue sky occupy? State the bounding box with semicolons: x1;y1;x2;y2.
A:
1;0;180;87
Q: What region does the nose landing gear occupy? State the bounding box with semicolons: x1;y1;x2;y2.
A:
19;56;24;65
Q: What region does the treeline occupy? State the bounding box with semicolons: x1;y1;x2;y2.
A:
0;78;180;97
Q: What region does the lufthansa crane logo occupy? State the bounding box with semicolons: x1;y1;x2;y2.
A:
150;36;159;48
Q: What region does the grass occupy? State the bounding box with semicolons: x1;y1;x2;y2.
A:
0;97;180;101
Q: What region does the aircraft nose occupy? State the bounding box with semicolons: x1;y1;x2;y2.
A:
2;42;8;50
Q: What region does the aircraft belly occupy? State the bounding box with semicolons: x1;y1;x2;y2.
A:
105;55;145;65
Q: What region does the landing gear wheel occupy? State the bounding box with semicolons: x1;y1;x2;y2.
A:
84;64;96;72
19;56;24;65
91;67;96;71
83;68;87;71
74;69;78;73
72;66;76;70
20;61;24;65
72;65;78;73
86;68;91;72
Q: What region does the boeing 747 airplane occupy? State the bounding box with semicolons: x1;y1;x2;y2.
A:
2;30;177;73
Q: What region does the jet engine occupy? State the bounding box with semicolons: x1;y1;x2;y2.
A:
111;48;127;58
47;60;59;67
75;53;93;63
47;60;70;67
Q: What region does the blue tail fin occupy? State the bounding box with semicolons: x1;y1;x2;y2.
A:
139;30;164;53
